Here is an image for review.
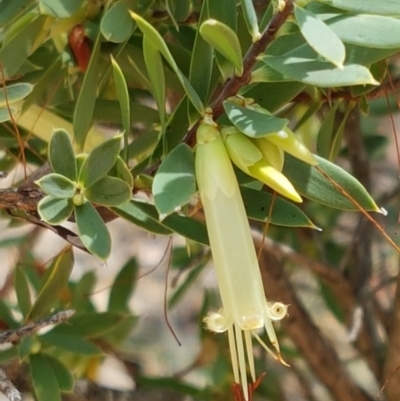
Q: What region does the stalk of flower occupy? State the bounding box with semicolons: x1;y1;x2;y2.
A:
195;120;288;401
221;127;302;203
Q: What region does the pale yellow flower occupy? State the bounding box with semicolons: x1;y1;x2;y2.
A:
195;122;288;401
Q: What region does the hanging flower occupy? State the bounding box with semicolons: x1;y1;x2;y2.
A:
195;121;288;401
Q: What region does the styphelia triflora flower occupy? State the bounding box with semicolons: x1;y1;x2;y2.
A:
195;121;288;401
221;126;302;203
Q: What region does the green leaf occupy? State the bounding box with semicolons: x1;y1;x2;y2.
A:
328;14;400;49
261;55;378;87
200;19;243;75
36;174;76;198
50;312;124;338
39;0;84;17
188;0;213;103
30;353;61;401
243;81;305;112
46;355;74;392
79;135;122;187
27;247;74;321
102;316;138;345
100;0;134;43
114;201;209;244
74;201;111;260
283;154;382;211
0;14;47;79
108;258;138;313
241;186;319;229
14;267;31;317
113;156;134;187
168;260;207;309
0;0;34;26
0;107;16;122
112;201;173;235
0;83;33;107
111;56;130;160
39;332;102;355
316;103;339;159
37;196;74;225
73;31;102;150
223;101;288;137
143;37;166;127
85;176;131;206
294;5;345;68
153;144;196;217
48;129;77;181
22;56;63;114
324;0;400;16
130;12;204;114
239;0;260;40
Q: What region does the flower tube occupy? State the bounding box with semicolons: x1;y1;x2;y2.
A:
195;122;288;401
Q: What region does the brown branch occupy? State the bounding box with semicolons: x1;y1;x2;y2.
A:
260;235;382;377
257;238;374;401
184;0;295;146
383;268;400;401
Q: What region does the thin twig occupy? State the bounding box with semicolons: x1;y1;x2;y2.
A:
0;309;75;344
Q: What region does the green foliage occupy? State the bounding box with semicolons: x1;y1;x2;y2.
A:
1;1;400;400
37;131;132;259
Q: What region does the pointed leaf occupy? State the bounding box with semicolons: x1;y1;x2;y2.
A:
108;258;138;313
153;144;196;217
49;129;77;181
143;37;166;126
239;0;260;40
130;12;204;114
74;201;111;260
324;0;400;16
241;186;319;228
316;103;339;159
73;31;101;150
14;267;31;317
100;0;134;43
0;83;33;107
39;0;84;17
39;332;102;355
50;312;124;338
46;356;74;392
30;354;61;401
188;0;213;103
295;5;345;68
328;15;400;49
112;201;173;235
37;196;74;225
115;200;209;245
111;56;130;159
85;176;131;206
79;135;122;187
283;154;381;212
200;19;243;75
27;247;74;321
36;174;76;198
0;15;47;79
261;55;378;87
0;107;16;123
223;101;288;137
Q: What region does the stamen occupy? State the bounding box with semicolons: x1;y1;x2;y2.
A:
234;324;249;401
244;330;256;382
228;326;240;384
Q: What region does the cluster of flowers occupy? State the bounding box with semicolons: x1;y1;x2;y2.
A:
194;119;317;400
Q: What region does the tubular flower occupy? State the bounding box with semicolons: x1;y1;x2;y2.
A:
254;127;318;167
195;122;288;401
221;127;302;203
